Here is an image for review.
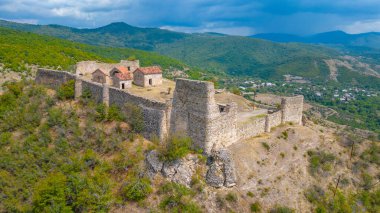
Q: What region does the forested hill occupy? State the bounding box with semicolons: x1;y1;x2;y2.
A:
0;20;341;81
0;27;189;74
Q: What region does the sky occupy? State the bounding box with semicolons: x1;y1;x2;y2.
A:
1;0;380;36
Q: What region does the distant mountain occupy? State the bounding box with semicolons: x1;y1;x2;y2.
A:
0;20;379;86
251;31;380;49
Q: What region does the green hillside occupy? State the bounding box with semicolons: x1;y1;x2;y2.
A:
0;20;339;81
0;27;189;74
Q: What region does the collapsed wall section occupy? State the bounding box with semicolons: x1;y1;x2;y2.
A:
281;95;304;125
35;69;75;89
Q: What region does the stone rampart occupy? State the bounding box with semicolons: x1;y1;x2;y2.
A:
265;110;282;132
281;95;304;125
238;116;267;140
208;103;238;149
81;80;104;104
170;78;219;152
35;69;75;89
108;87;169;139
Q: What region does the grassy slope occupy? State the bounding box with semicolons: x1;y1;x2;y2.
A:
0;27;188;73
0;20;339;81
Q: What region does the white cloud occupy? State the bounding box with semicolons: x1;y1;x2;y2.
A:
341;19;380;33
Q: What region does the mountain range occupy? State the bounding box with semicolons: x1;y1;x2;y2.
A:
0;20;380;87
251;31;380;49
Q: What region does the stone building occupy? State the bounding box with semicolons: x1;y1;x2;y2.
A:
133;66;163;87
91;69;106;84
110;67;133;89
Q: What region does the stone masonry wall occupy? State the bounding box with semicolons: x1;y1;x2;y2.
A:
238;116;267;141
170;79;220;153
35;69;75;89
265;110;282;132
281;95;304;125
208;103;238;149
108;87;169;139
81;80;104;104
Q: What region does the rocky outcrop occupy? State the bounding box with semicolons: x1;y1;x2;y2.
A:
206;149;237;188
145;150;199;187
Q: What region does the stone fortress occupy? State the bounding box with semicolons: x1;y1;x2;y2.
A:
35;59;304;154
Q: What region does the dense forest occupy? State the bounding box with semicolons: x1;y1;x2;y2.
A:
0;27;189;73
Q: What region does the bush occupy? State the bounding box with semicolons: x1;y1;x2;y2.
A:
269;206;294;213
107;105;124;121
159;182;201;213
122;178;152;201
225;192;237;202
360;143;380;166
47;108;67;127
32;172;71;213
261;142;270;151
307;150;336;176
250;202;261;212
57;80;75;100
158;134;192;161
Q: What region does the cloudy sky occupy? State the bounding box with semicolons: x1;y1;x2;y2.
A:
1;0;380;36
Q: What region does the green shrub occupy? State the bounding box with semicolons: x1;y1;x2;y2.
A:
307;150;336;176
32;172;71;213
107;105;124;121
261;142;270;151
158;134;192;161
0;132;12;146
122;178;152;201
360;143;380;166
225;192;237;202
247;191;254;198
159;182;201;213
250;202;261;212
269;206;294;213
57;80;75;100
47;108;67;127
95;103;107;121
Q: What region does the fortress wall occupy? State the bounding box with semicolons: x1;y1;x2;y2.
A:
108;87;169;139
170;79;218;152
265;110;283;132
281;95;304;125
81;80;104;104
238;116;267;141
208;103;238;149
35;69;75;89
75;60;140;77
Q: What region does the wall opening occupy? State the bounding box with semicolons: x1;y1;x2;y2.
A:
121;83;125;89
128;66;131;71
149;79;152;85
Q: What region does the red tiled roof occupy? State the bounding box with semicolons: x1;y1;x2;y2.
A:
135;66;162;75
116;66;129;74
115;72;132;80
